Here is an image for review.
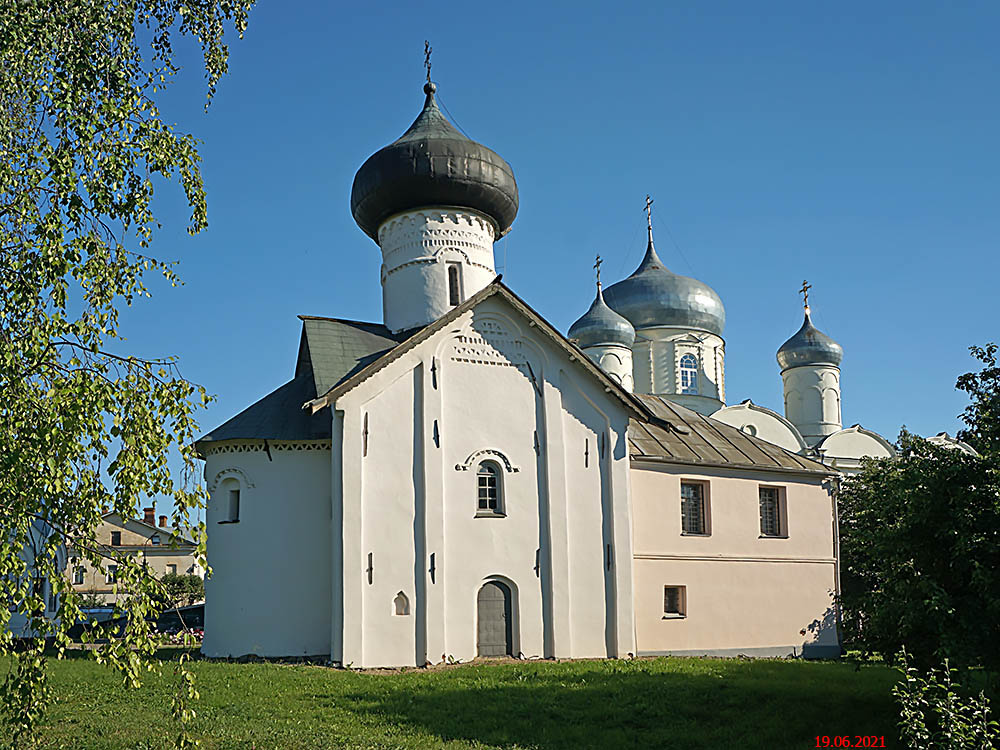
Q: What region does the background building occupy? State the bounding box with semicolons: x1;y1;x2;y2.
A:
67;509;202;605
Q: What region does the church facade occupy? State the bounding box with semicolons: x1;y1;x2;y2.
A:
197;74;844;667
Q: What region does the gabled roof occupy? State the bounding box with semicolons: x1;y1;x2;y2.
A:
101;512;196;547
196;318;408;451
629;395;834;476
295;317;408;396
304;279;656;422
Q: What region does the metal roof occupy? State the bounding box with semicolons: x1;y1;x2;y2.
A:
603;230;725;335
195;318;407;449
568;286;635;348
629;395;833;475
198;284;825;480
776;309;843;371
351;82;519;241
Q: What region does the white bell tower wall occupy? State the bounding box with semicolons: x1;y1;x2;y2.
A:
781;364;842;447
377;208;498;333
631;327;725;415
581;344;634;393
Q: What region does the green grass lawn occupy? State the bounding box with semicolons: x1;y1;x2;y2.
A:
29;650;900;749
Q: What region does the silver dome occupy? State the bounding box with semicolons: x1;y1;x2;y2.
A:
603;231;725;336
568;286;636;348
776;309;843;371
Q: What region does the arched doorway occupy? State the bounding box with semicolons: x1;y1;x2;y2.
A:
477;581;513;657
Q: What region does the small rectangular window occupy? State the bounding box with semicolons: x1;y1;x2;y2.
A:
229;489;240;521
759;486;785;537
48;586;58;612
227;489;240;522
150;534;160;546
166;564;177;576
663;585;686;618
106;565;118;584
681;482;707;535
447;264;463;306
110;531;121;546
73;567;85;585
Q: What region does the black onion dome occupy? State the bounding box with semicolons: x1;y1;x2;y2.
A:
776;310;843;371
351;82;519;241
603;233;726;335
568;287;636;348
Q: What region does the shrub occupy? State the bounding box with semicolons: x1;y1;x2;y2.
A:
894;649;998;749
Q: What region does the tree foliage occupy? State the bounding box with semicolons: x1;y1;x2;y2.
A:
957;344;1000;459
838;346;1000;673
0;1;253;746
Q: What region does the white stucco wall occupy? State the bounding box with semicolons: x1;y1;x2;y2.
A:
377;209;498;333
332;294;636;668
782;364;842;446
630;462;839;658
202;441;332;658
632;328;725;415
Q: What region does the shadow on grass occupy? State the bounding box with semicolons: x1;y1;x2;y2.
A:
51;645;200;662
333;659;900;750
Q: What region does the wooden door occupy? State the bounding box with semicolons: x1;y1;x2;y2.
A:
477;581;512;657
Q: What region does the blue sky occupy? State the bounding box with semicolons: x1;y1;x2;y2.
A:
123;0;999;480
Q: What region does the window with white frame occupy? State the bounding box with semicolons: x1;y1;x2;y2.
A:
663;585;686;617
150;534;160;546
73;567;85;585
681;481;707;535
759;486;785;537
105;565;118;584
679;353;698;395
476;461;503;515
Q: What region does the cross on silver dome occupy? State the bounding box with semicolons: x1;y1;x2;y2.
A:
776;284;843;371
602;196;725;335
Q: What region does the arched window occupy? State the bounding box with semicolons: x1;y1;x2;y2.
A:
679;353;698;394
448;264;463;306
393;591;410;616
476;461;503;515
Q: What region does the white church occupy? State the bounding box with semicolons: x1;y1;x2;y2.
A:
195;70;949;667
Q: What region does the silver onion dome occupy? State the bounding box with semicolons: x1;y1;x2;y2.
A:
603;225;725;336
776;309;843;371
569;286;636;349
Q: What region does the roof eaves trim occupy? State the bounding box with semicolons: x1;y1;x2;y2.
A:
629;453;837;478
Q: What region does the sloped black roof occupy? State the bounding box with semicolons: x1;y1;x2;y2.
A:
195;318;408;449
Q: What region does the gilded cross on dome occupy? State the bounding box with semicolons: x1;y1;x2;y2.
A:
594;255;603;290
644;194;654;230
